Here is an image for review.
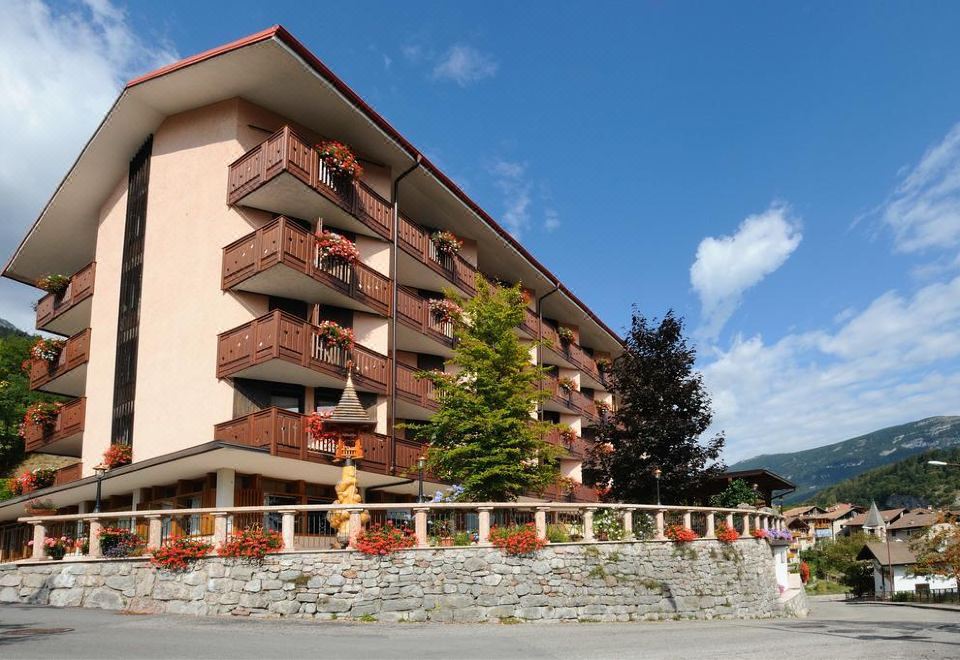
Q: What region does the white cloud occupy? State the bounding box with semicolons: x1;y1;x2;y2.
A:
703;274;960;462
0;0;176;331
544;209;561;232
432;45;498;87
881;122;960;253
489;158;532;237
690;204;802;338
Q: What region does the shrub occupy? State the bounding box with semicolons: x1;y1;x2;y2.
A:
452;531;472;546
546;524;570;543
664;524;698;543
489;524;546;555
218;525;283;560
354;522;416;556
150;536;213;570
715;522;740;544
100;527;145;558
593;509;625;541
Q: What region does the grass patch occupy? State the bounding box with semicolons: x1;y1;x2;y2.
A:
588;565;608;579
807;579;849;595
358;613;378;623
499;616;523;625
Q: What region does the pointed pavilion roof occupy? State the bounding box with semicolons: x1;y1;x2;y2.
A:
863;501;884;529
327;371;374;426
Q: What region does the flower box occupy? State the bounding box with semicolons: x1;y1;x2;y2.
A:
317;141;363;179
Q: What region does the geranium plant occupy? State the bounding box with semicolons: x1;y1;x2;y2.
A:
751;528;769;540
354;522;416;556
557;327;575;344
557;376;576;394
24;498;57;516
30;338;65;363
28;535;73;560
558;426;577;448
595;357;612;373
150;536;213;570
305;410;336;444
664;524;698;543
103;443;132;469
430;230;463;256
36;274;70;295
315;320;355;350
715;522;740;544
8;467;57;495
218;525;283;560
100;527;145;558
316;230;360;264
317;140;363;178
428;298;463;324
489;523;545;555
23;402;62;429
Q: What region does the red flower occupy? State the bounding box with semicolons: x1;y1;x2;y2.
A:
489;524;545;556
664;524;698;543
354;522;416;555
149;536;213;571
715;522;740;544
218;526;283;559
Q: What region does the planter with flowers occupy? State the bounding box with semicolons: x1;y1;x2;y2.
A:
150;536;213;571
316;230;360;265
29;338;66;365
428;298;463;325
315;320;355;352
557;326;575;344
306;410;336;450
24;498;57;517
595;356;612;374
715;522;740;544
354;522;416;556
36;274;70;296
664;524;698;543
218;525;283;560
557;376;576;395
28;535;74;560
429;230;463;258
317;140;363;179
22;402;62;433
762;528;793;546
594;400;612;416
100;527;145;558
558;426;577;449
7;467;57;496
489;523;545;556
103;443;132;469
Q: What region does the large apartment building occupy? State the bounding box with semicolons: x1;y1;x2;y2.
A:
0;26;621;534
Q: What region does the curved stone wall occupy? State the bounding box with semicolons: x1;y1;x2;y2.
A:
0;540;804;622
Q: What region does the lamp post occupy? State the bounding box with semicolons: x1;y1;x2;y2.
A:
92;464;108;514
417;456;426;503
653;467;662;506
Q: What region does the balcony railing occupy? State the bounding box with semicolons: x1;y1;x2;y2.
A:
543;376;599;422
28;328;91;396
397;213;477;296
216;311;389;393
544;428;590;458
21;398;85;455
228;127;393;240
214;407;390;474
541;482;600;503
395;362;439;412
222;217;391;316
35;262;95;336
53;463;82;487
396;286;455;349
519;312;603;386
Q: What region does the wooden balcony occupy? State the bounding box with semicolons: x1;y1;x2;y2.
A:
519;312;605;389
222;217;391;316
228;127;393;240
396;286;455;356
216;311;389;394
53;463;82;486
541;482;600;503
544;428;590;459
35;263;95;336
542;376;599;422
214;407;391;475
22;398;85;456
28;329;91;397
395;362;439;420
397;213;477;296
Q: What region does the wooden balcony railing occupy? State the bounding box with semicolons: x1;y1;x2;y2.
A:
541;482;600;503
28;329;91;393
217;311;389;393
397;213;477;296
396;286;455;349
519;312;603;385
214;407;390;474
222;217;391;316
35;263;95;335
544;428;590;458
543;376;598;422
395;362;438;412
52;463;82;486
22;398;85;453
228;127;393;239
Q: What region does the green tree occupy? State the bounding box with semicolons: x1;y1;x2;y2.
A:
800;531;874;594
0;333;37;474
584;310;724;504
710;478;759;508
911;517;960;586
410;277;561;501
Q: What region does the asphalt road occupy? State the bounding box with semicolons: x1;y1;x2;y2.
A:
1;600;958;659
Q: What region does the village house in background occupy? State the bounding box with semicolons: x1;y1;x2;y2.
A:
0;26;623;559
857;541;958;596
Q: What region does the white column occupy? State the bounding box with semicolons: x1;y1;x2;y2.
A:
88;519;102;558
279;511;295;550
477;507;492;546
215;469;236;507
583;508;596;542
623;509;634;539
146;515;162;551
705;512;716;539
414;507;429;548
31;522;46;560
213;512;230;548
655;510;666;540
535;507;548;540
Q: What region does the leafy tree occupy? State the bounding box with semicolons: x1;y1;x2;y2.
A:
710;478;759;508
800;531;874;594
0;333;37;474
583;310;724;504
410;277;561;501
911;517;960;585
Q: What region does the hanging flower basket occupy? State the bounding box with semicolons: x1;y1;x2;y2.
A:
557;327;575;344
316;320;355;350
596;357;612;373
103;444;132;469
316;230;360;264
8;467;57;495
317;140;363;178
36;274;70;296
430;230;463;256
30;338;65;364
428;298;463;324
557;376;576;394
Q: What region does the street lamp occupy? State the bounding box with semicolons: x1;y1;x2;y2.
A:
92;464;108;513
653;467;662;506
417;456;426;503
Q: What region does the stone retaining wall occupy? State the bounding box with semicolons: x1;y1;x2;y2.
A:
0;540;802;623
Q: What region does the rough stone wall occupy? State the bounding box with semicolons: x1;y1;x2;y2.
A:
0;540;795;623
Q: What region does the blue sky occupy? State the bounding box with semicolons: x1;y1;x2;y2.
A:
3;1;960;461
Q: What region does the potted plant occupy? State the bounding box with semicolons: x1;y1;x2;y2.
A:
431;519;454;547
315;320;355;351
218;524;283;559
594;400;612;416
30;338;65;364
36;274;70;296
150;536;213;570
557;327;575;344
316;230;360;264
28;535;73;560
664;524;698;543
23;402;62;431
715;522;740;543
103;443;132;469
489;524;545;556
24;498;57;516
317;140;363;179
354;522;416;556
100;527;145;558
558;426;577;449
430;230;463;256
595;357;612;374
557;376;576;394
428;298;463;324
